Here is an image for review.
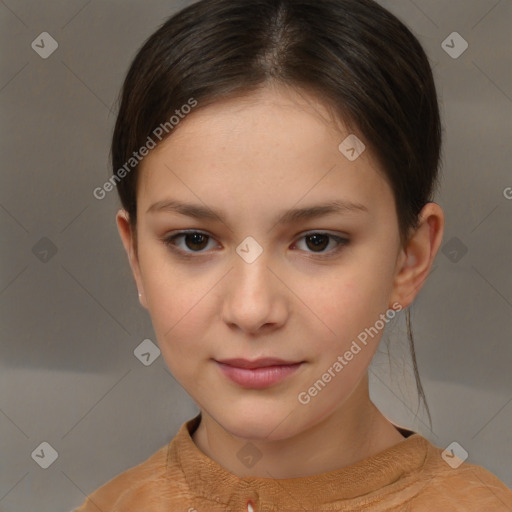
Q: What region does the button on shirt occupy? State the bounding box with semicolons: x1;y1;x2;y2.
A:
74;413;512;511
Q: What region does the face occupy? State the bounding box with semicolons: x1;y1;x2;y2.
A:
118;85;417;441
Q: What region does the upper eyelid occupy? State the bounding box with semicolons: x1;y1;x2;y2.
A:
167;229;346;241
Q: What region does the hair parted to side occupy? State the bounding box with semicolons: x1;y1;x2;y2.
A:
111;0;442;428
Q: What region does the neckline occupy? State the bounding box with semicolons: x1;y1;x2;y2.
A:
168;414;431;508
394;423;416;438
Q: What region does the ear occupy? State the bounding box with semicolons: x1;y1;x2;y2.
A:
389;202;444;309
116;209;148;309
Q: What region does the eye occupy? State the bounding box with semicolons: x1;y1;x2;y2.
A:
162;230;349;258
163;231;217;255
292;232;349;258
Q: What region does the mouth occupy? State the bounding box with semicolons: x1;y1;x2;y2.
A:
213;358;305;389
215;357;304;369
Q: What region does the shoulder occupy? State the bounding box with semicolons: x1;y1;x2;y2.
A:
405;437;512;511
72;442;175;511
72;415;201;511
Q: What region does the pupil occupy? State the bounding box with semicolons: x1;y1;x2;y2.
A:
187;233;208;250
307;234;328;252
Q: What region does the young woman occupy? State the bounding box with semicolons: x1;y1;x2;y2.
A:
76;0;512;510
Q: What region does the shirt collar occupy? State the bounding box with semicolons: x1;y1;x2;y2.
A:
167;413;430;510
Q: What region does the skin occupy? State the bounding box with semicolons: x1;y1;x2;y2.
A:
116;83;444;479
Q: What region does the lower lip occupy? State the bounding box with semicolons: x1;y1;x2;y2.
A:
215;361;303;389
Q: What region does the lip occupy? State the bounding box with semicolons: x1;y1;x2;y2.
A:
214;359;304;389
216;357;302;369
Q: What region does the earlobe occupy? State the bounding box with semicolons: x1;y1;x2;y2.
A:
390;203;444;308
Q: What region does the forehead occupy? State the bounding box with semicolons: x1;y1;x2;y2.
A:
144;86;346;164
137;86;393;220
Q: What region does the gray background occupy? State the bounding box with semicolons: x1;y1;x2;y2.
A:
0;1;510;511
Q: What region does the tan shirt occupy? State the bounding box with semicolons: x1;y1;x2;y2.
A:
74;414;512;511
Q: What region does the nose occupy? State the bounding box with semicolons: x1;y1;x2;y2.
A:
221;249;288;334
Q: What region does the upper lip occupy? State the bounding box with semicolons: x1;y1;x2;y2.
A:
215;358;303;369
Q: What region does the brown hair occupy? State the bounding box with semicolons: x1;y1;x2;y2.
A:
111;0;442;427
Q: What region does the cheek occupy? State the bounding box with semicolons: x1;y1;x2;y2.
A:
146;279;208;345
146;286;210;388
311;262;393;344
304;272;393;396
137;248;211;356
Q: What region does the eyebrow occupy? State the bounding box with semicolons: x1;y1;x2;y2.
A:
147;198;368;225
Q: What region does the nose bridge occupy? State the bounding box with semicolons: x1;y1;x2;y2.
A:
231;239;274;297
221;238;286;332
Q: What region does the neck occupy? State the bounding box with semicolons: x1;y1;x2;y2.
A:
191;374;405;478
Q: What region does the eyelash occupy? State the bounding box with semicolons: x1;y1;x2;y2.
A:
161;230;349;260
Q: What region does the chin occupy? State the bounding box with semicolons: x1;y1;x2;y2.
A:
217;406;301;442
